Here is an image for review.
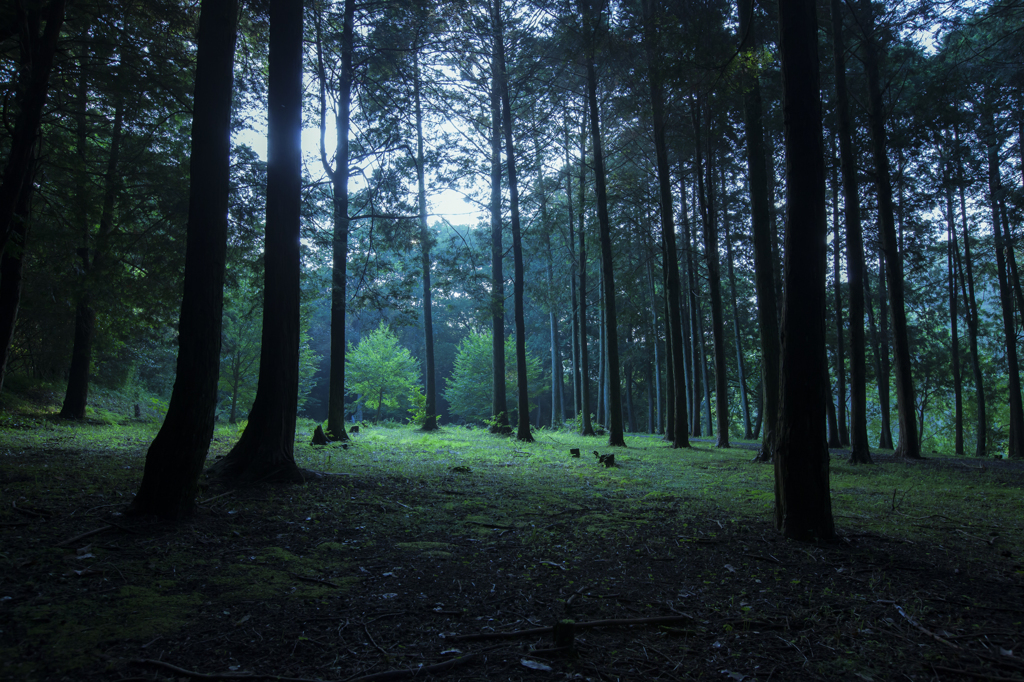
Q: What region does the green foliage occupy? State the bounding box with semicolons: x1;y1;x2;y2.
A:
346;323;423;422
444;330;545;425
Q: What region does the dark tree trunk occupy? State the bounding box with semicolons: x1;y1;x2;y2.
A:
738;0;780;461
643;0;688;447
494;0;531;442
317;0;353;442
831;0;870;463
875;254;894;450
827;182;844;450
0;156;36;395
488;9;510;436
646;251;663;435
944;152;964;456
414;51;437;432
774;0;835;541
582;0;624;446
955;121;986;457
982;104;1024;458
62;67;126;419
826;389;840;449
0;0;67;258
578;111;595;436
830;142;848;447
565;117;582;421
860;0;918;460
693;101;729;447
722;171;751;440
208;0;303;483
132;0;239;518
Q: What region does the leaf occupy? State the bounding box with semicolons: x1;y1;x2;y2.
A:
521;659;553;671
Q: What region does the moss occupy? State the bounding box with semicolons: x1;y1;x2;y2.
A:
13;585;201;672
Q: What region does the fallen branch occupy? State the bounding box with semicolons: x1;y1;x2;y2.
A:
462;521;518;530
927;664;1024;682
345;652;481;682
198;490;235;506
56;525;116;547
132;658;316;680
447;614;694;642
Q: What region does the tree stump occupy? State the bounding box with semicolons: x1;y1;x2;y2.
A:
570;448;580;457
311;424;330;445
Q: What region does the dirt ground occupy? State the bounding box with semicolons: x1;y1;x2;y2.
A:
2;428;1023;682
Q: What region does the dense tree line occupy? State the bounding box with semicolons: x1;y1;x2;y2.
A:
1;0;1022;534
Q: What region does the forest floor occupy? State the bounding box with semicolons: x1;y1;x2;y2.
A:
1;407;1023;681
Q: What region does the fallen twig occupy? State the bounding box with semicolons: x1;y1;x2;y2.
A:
447;614;694;642
132;658;316;680
894;604;960;651
345;652;481;682
198;490;235;506
928;664;1024;682
56;525;116;547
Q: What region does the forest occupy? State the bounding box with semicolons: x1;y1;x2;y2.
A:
2;0;1024;679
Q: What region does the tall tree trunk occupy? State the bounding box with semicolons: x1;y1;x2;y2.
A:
944;151;964;456
209;0;303;483
876;253;894;450
860;0;919;460
578;110;595;436
315;0;353;442
0;168;33;394
982;104;1024;459
413;51;437;432
494;0;532;442
132;0;239;517
722;168;751;439
488;7;510;436
538;135;562;427
0;0;67;258
830;141;848;447
831;0;870;463
774;0;835;541
955;121;986;457
565;117;582;421
738;0;780;461
583;0;625;446
643;0;688;447
693;100;729;447
61;69;126;419
646;251;663;435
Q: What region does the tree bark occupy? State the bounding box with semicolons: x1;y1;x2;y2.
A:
830;142;848;447
577;109;595;436
944;149;964;456
488;4;510;435
774;0;835;542
565;116;582;421
493;0;532;442
0;0;67;259
875;253;894;450
208;0;303;484
318;0;353;442
830;0;870;463
693;99;730;448
643;0;689;447
413;51;437;432
982;104;1024;459
737;0;780;461
955;121;986;457
132;0;239;518
860;0;919;460
722;169;751;440
582;0;624;446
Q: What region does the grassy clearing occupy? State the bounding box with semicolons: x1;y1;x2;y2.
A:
1;418;1022;680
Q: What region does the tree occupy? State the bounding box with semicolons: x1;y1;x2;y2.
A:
581;0;625;447
642;0;689;448
860;0;920;460
208;0;303;483
493;0;532;443
314;0;354;443
829;0;871;464
131;0;239;518
347;323;422;423
445;330;543;426
773;0;835;541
